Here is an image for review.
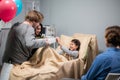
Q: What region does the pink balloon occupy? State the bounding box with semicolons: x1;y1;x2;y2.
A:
0;0;17;22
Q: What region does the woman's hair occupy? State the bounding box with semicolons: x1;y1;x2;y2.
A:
105;25;120;47
71;39;81;51
35;23;44;37
39;24;43;36
25;10;43;23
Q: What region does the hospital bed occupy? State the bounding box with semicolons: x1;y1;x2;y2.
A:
2;33;99;80
55;33;99;79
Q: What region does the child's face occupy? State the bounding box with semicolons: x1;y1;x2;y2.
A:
69;42;78;51
35;25;41;35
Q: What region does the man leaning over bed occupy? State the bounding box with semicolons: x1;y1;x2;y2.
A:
0;10;50;80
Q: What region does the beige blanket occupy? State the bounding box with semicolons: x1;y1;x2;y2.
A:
9;34;99;80
10;47;84;80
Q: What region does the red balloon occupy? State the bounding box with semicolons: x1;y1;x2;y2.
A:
0;0;17;22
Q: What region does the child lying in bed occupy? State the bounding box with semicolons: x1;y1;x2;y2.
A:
56;37;81;60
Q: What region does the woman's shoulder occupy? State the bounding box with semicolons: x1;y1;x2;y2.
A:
96;51;112;62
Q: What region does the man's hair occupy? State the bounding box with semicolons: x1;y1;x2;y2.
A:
25;10;43;23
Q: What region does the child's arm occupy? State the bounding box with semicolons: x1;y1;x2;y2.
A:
61;46;79;58
56;37;62;47
56;37;79;57
57;49;64;55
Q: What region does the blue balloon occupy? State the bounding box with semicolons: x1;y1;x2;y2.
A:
13;0;23;16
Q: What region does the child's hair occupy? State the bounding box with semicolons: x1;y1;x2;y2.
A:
71;39;81;51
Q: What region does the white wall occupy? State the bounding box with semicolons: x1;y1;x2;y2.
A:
1;0;120;65
12;0;41;23
40;0;120;51
10;0;120;51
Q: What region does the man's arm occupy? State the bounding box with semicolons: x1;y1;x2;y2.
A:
25;26;47;49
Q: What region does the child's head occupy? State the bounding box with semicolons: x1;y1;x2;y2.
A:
69;39;80;51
